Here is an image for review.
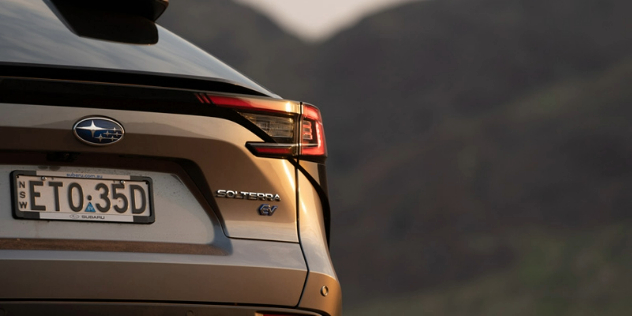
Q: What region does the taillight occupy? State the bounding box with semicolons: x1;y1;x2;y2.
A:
300;103;327;157
197;93;327;160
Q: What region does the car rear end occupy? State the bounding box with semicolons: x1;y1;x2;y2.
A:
0;1;340;315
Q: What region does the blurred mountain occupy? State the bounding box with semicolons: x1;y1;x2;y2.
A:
160;0;632;311
158;0;310;94
307;0;632;305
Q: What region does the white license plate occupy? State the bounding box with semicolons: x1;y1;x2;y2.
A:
11;171;154;223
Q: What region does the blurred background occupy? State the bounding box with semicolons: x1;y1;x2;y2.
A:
160;0;632;315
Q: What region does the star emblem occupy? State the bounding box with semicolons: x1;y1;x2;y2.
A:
75;120;106;137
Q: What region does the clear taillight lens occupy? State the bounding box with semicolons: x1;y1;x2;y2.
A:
241;113;294;143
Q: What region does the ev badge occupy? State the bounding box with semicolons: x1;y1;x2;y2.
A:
258;204;278;216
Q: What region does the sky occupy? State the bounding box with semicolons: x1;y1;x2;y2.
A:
234;0;420;42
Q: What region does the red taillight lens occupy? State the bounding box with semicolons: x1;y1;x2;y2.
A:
245;143;296;157
300;103;327;157
197;93;327;160
206;95;300;113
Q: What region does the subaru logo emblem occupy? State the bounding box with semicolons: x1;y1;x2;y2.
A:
73;117;125;146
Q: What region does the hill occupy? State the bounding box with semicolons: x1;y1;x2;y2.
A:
158;0;310;95
160;0;632;311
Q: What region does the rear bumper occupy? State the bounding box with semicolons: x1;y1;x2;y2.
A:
0;163;342;315
0;301;322;316
0;240;306;306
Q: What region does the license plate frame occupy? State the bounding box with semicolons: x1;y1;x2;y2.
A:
10;170;155;224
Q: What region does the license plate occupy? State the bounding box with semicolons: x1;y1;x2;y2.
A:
11;171;154;224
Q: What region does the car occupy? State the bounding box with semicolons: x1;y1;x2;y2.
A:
0;0;340;315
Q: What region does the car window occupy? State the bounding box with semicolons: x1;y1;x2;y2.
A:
0;0;275;97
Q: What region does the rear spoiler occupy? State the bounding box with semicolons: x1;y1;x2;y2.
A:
46;0;170;44
50;0;169;21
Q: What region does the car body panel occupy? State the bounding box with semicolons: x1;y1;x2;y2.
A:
0;302;323;316
0;102;299;243
297;173;335;278
297;172;341;315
